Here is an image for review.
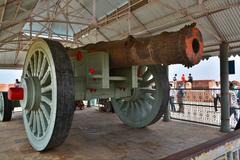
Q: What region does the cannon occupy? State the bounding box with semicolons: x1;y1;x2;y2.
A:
3;24;203;151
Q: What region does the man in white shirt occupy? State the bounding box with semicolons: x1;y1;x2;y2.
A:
212;82;221;112
169;84;176;112
229;83;238;121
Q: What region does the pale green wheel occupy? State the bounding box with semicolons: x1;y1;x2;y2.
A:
20;39;75;151
0;92;13;122
112;65;169;128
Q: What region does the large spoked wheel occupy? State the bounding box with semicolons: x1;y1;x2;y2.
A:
20;39;74;151
112;65;169;128
0;92;13;122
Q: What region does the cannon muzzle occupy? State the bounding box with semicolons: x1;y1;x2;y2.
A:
79;23;203;68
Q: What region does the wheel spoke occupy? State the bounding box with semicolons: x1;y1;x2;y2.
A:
39;57;47;79
38;110;47;132
40;103;50;121
126;103;131;117
129;103;135;121
41;84;52;94
36;111;41;137
139;88;156;94
41;96;52;106
120;102;128;115
134;101;143;119
143;100;152;114
138;100;148;118
29;59;34;76
132;102;141;121
37;52;43;76
140;78;155;87
40;68;50;85
145;94;155;106
32;111;37;134
33;52;37;76
143;69;151;81
28;111;34;127
26;69;31;77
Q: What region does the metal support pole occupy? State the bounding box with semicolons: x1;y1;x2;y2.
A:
220;42;230;132
163;66;171;122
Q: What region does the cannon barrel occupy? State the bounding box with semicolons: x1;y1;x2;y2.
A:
70;23;203;68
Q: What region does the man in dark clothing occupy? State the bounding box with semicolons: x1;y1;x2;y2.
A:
177;84;185;113
212;82;221;112
188;74;193;83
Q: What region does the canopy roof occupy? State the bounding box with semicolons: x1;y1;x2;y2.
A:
0;0;240;69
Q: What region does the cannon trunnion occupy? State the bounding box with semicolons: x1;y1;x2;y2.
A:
14;24;203;151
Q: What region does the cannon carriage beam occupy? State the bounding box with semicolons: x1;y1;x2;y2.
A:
3;24;203;151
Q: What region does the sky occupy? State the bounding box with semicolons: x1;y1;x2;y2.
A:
0;69;22;84
0;55;240;83
169;55;240;82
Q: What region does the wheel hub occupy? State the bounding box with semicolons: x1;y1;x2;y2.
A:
21;77;41;111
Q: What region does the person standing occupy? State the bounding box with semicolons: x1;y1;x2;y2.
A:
173;74;177;88
181;74;186;87
177;84;185;113
212;82;221;112
229;83;238;122
15;79;20;87
188;73;193;83
169;84;176;112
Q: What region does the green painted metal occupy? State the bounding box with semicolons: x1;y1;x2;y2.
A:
69;50;133;100
20;39;75;151
112;65;169;128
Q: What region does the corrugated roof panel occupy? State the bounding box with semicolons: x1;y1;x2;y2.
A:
133;2;174;25
204;0;228;11
209;7;240;42
100;26;122;40
195;17;219;44
73;0;127;20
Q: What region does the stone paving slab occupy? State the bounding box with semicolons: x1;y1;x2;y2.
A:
0;108;225;160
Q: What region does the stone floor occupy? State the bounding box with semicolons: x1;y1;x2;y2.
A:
0;108;225;160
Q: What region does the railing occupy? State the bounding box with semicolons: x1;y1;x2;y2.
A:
162;129;240;160
169;89;240;128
